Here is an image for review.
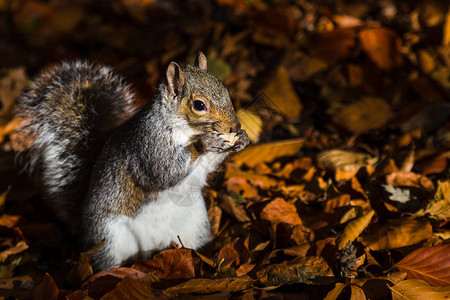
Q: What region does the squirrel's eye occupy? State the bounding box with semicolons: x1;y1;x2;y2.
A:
193;99;207;112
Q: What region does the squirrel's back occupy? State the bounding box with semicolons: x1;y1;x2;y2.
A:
17;61;138;228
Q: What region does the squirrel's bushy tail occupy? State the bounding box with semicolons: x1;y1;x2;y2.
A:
16;61;138;228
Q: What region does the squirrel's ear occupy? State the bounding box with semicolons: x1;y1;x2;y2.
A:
166;62;185;98
196;51;207;71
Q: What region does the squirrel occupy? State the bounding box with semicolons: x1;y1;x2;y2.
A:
16;52;250;271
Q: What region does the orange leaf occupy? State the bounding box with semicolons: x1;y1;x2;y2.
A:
32;273;58;300
395;244;450;286
163;276;253;296
359;27;402;70
132;248;195;280
359;218;433;251
386;171;435;191
310;27;357;64
260;197;302;226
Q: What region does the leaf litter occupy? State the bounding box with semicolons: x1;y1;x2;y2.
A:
0;0;449;299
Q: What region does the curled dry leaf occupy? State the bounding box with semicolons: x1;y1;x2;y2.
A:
262;66;303;120
337;210;375;250
231;138;304;168
257;256;335;286
386;171;435;191
359;27;402;70
388;279;450;300
324;282;347;300
332;97;392;134
0;240;28;263
359;218;433;251
415;180;450;220
163;276;253;296
395;244;450;286
317;149;377;180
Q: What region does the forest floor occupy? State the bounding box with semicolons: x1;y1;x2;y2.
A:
0;0;449;299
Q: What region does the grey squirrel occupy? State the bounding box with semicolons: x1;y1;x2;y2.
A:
16;52;250;271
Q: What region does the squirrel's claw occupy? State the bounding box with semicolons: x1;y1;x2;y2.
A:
232;130;250;152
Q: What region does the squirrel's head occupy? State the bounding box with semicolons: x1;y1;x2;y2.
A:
163;52;241;135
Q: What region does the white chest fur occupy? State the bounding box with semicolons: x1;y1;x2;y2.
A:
103;151;227;268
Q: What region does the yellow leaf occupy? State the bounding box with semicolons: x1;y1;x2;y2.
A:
163;276;252;296
389;279;450;300
324;283;347;300
444;8;450;46
337;210;375;250
237;109;263;143
231;138;304;168
359;218;433;251
262;67;302;120
415;180;450;220
350;284;367;300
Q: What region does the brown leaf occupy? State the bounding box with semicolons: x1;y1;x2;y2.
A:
208;204;222;236
388;279;450;300
386;171;435;191
32;273;58;300
260;197;302;226
317;150;377;176
66;240;104;287
0;67;28;118
231;138;304;168
101;275;156;300
0;214;22;228
395;244;450;286
132;248;195;280
225;168;279;189
337;210;375;250
332;97;393;133
218;238;250;270
310;28;357;64
444;9;450;46
257;256;335;286
350;284;367;300
423;152;450;175
359;27;402;70
415;180;450;220
163;276;253;296
359;218;433;251
220;194;250;223
225;177;259;199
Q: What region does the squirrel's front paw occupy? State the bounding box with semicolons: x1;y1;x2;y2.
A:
233;129;250;152
201;132;232;153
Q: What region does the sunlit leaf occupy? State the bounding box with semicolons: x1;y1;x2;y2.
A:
337;210;375;250
389;279;450;300
163;276;253;296
415;180;450;220
396;244;450;286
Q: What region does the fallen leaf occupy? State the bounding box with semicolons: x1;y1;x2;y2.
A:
260;198;302;226
415;180;450;220
317;149;377;179
231;138;304;167
220;194;251;223
163;276;253;296
101;275;156;300
32;273;58;300
332;97;393;133
0;67;28;118
386;171;435;191
395;244;450;286
418;50;436;74
423;152;450;175
310;27;357;64
131;248;195;280
225;168;279;189
237;109;263;143
257;256;335;286
389;279;450;300
350;284;367;300
0;240;28;262
444;9;450;46
337;210;375;250
359;27;402;70
359;218;433;251
218;238;250;270
261;67;302;120
324;282;347;300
